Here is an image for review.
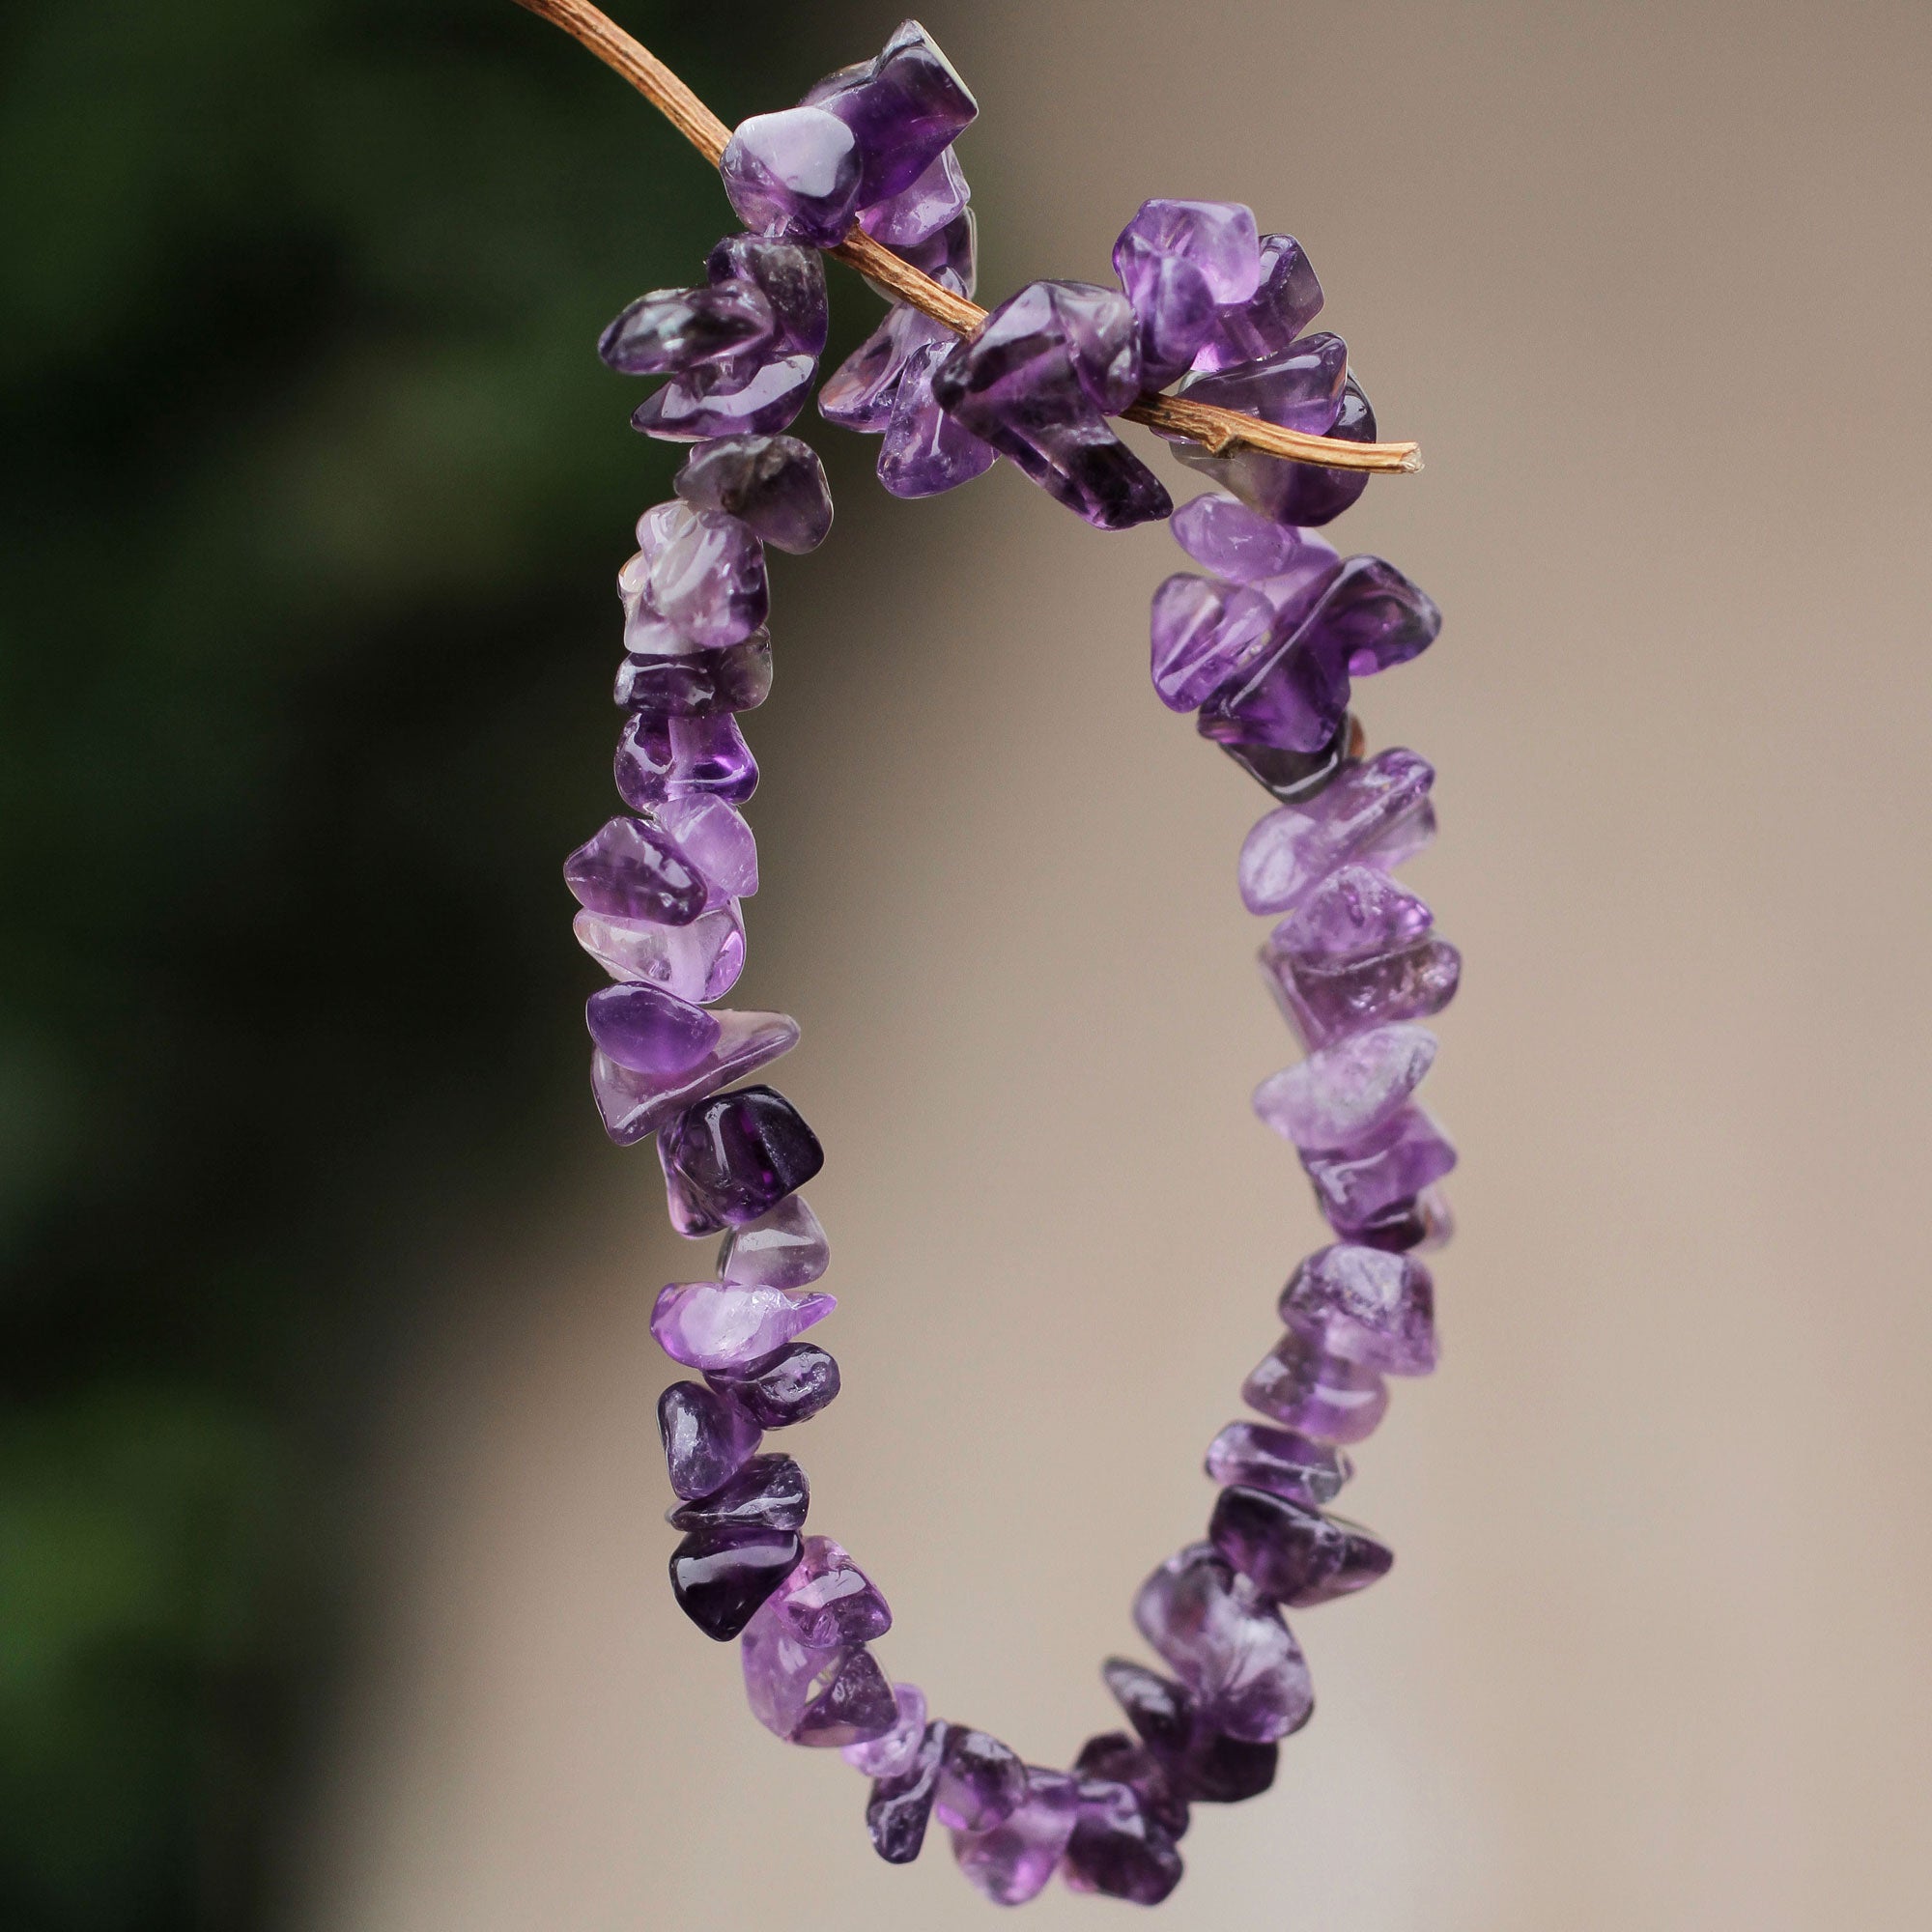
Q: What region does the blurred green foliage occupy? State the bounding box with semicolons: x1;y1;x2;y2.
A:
0;2;851;1923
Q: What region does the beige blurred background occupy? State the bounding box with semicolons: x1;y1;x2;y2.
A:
298;1;1932;1926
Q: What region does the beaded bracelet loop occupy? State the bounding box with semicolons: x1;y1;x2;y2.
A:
526;7;1457;1908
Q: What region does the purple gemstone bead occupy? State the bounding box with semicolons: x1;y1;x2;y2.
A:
589;1009;797;1146
1178;373;1376;527
1302;1103;1458;1236
1242;1328;1389;1444
1148;573;1276;711
627;501;769;650
614;712;758;812
668;1524;803;1640
818;302;952;432
1199;611;1351;758
564;816;707;925
952;1767;1079;1906
721;105;864;246
843;1681;928;1778
1101;1659;1279;1804
1208;1487;1394;1608
573;902;746;1004
717;1193;829;1291
1204;1422;1352;1507
612;638;771;718
1277;863;1435;962
1192;232;1324;374
632;353;818;441
1170;491;1334;586
649;1279;835;1373
770;1533;892;1648
1217;715;1354;806
1253;1022;1438;1150
1236;749;1437;915
1069;1733;1188;1840
1263;929;1463;1052
1117;198;1262;304
652;795;757;902
894;206;977;295
667;1451;808;1533
673;434;833;554
657;1084;824;1236
1280;1247;1439;1375
1177;330;1349;437
598;280;776;376
1298;554;1443;677
1114;199;1261;388
934;1728;1028;1833
810;21;977;206
705;1341;839;1430
1131;1544;1313;1744
1062;1776;1185;1905
705;236;829;356
858;145;969;246
741;1590;897;1747
583;980;721;1076
657;1380;762;1500
867;1719;948;1862
878;338;998;497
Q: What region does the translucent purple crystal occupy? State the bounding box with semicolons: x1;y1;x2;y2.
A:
1192;232;1323;374
1208;1487;1394;1607
716;1193;829;1291
626;501;769;648
584;980;721;1076
631;353;818;441
598;281;776;377
652;795;757;902
656;1084;824;1236
857;146;968;246
741;1589;896;1747
1301;1103;1458;1236
1204;1422;1352;1507
1130;1544;1313;1744
1062;1776;1185;1904
1264;927;1462;1052
1178;372;1376;527
1242;1328;1389;1444
878;338;997;497
1198;607;1351;757
1170;490;1334;586
668;1524;803;1640
894;206;977;294
819;303;952;431
564;816;707;925
1113;199;1261;388
1148;573;1276;711
934;1728;1028;1833
1236;749;1436;915
867;1719;948;1862
809;20;977;206
843;1681;927;1778
951;1767;1079;1906
1069;1732;1188;1839
611;638;771;718
1298;554;1442;676
649;1279;835;1373
1276;863;1434;961
1216;715;1353;806
589;1009;797;1147
1101;1659;1279;1804
613;713;758;812
1276;1242;1438;1375
673;434;833;554
657;1380;761;1500
769;1533;892;1647
667;1451;808;1535
705;236;829;357
573;902;745;1004
1176;330;1350;437
705;1341;839;1430
720;105;864;246
1253;1022;1437;1150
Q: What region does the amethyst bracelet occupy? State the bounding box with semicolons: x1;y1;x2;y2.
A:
537;10;1454;1907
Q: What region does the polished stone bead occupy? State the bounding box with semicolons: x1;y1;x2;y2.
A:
1062;1776;1185;1904
564;816;708;925
1218;715;1354;806
673;434;833;554
721;105;864;245
668;1524;803;1640
1199;614;1352;758
1192;232;1324;373
705;236;829;356
667;1452;809;1534
1131;1544;1313;1744
1264;929;1463;1051
632;353;818;441
858;145;969;246
1299;554;1442;677
583;980;721;1076
1204;1421;1352;1507
705;1341;839;1430
649;1279;835;1373
952;1768;1079;1906
893;206;977;295
1148;573;1276;711
1242;1328;1389;1444
574;903;746;1004
1118;199;1262;304
741;1593;896;1747
934;1728;1028;1833
867;1719;948;1862
1170;491;1337;587
716;1194;830;1292
598;281;776;376
790;1647;897;1747
818;302;953;432
1069;1733;1189;1840
1253;1022;1437;1151
878;338;998;497
1236;750;1437;915
1177;373;1376;527
1275;863;1435;962
843;1681;928;1778
810;20;977;205
1114;199;1261;387
1178;331;1349;436
1100;1659;1279;1804
613;712;758;812
1302;1104;1458;1236
1278;1243;1437;1374
1209;1486;1394;1608
589;1009;797;1146
628;501;769;649
657;1380;762;1500
770;1534;893;1648
612;637;771;718
652;795;758;902
657;1084;824;1236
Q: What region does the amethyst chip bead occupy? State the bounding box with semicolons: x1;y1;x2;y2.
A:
1208;1488;1394;1608
574;902;744;1003
564;816;707;925
649;1279;834;1372
771;1535;893;1647
1204;1422;1353;1507
584;981;720;1076
673;434;834;554
657;1381;761;1500
951;1767;1079;1906
716;1194;830;1291
720;105;864;246
656;1083;824;1236
590;1009;798;1147
667;1452;809;1534
1277;1243;1438;1375
1192;231;1324;373
867;1719;949;1862
668;1525;804;1640
705;1342;839;1430
598;281;777;376
613;712;758;811
808;19;978;206
1062;1776;1185;1904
